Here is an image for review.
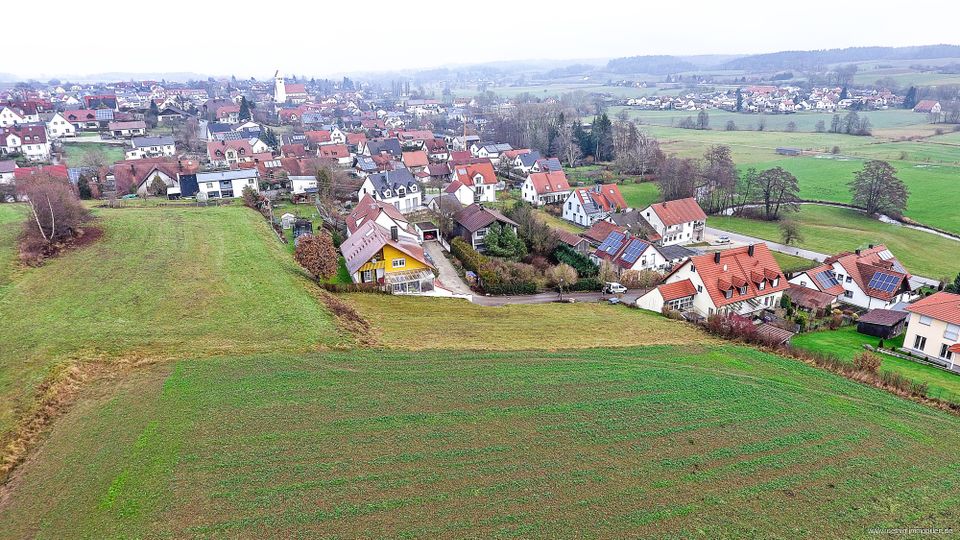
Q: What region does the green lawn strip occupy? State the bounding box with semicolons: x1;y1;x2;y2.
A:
792;326;960;403
3;345;959;537
0;204;26;294
0;206;342;441
61;141;126;166
709;205;960;279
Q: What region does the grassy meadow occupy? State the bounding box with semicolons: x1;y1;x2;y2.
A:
60;141;126;167
709;205;960;279
4;346;960;538
0;206;344;445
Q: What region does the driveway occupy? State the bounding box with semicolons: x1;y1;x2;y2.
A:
423;241;473;295
472;289;648;306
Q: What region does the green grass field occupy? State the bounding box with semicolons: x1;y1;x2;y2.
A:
710;205;960;279
792;326;960;403
3;345;960;538
0;204;25;293
61;141;126;167
0;206;343;444
3;204;960;537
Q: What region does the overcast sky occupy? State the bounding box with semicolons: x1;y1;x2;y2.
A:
10;0;960;79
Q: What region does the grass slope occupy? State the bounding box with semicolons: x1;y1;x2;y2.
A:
0;204;25;294
710;205;960;279
2;346;959;538
0;206;342;442
792;326;960;403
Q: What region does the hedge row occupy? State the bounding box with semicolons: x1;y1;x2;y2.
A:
451;237;539;295
569;277;603;292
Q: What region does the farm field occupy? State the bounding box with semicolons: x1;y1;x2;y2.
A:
4;345;960;538
450;83;675;100
709;205;960;279
0;206;343;446
60;141;126;166
792;326;960;403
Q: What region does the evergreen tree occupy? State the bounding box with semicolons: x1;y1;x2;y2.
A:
839;87;848;101
903;86;918;109
735;88;743;112
239;96;251;122
591;114;614;161
77;175;92;200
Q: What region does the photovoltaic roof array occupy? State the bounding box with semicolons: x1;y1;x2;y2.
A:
814;270;840;289
598;231;626;255
619;239;649;264
867;272;900;293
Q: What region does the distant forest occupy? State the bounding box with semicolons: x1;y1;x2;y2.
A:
607;45;960;74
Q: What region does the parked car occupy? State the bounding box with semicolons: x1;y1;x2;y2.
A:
603;282;627;294
607;297;621;305
716;235;731;245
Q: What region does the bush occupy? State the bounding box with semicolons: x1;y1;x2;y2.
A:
294;233;338;282
853;351;881;374
570;277;602;291
619;269;662;289
451;237;488;274
553;244;598;278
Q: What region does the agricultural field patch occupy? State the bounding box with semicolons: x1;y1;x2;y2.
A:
3;346;958;538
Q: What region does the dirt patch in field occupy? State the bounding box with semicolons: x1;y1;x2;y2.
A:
19;224;104;267
312;288;378;347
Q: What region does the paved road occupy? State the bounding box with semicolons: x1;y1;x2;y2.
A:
472;290;645;306
423;241;473;295
705;226;941;288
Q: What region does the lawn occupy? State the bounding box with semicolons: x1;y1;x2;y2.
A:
534;208;583;233
709;205;960;279
0;206;343;446
0;204;25;293
3;345;960;538
618;181;660;209
345;294;707;350
792;326;960;403
771;251;816;274
61;141;126;167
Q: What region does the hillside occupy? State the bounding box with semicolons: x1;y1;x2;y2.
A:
1;205;959;537
721;44;960;71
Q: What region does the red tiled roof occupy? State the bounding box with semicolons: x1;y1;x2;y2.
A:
554;228;586;248
527;171;570;194
402;150;429;168
319;144;350;159
906;291;960;326
455;204;518;233
670;244;788;308
14;164;68;180
648;197;706;227
785;284;836;310
2;124;47;144
347;193;407;234
346;132;367;146
575;184;627;213
582;220;625;244
63;109;98;122
280;143;307;158
452;161;496;187
798;263;846;296
206;139;254;160
658;279;697;301
305;130;332;145
285;83;307;94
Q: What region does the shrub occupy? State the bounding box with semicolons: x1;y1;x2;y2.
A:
451;237;488;274
241;185;259;208
294;233;338;282
553;244;598;278
570;277;602;291
620;269;662;289
853;351;881;374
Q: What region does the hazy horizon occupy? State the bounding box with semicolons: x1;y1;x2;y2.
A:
7;0;960;80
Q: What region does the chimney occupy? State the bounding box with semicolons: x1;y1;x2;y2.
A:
748;245;755;257
390;226;398;241
714;251;721;263
868;244;874;249
855;249;861;255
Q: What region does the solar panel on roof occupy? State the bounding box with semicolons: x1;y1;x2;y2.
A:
620;239;648;264
878;249;893;260
867;272;899;293
598;231;626;255
814;270;840;289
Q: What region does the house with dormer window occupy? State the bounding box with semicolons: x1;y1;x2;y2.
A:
357;168;422;213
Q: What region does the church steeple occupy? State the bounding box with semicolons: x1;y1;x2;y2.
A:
274;70;286;104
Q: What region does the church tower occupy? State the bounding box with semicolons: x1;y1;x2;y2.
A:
274;70;286;104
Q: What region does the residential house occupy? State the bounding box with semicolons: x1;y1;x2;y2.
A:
636;244;789;318
471;142;512;165
109;158;199;196
0;106;25;127
792;245;916;310
913;100;941;114
401;150;429;173
63;110;100;131
903;291;960;370
562;184;628;227
582;220;626;246
555;229;591;255
640;198;706;246
513;150;542;174
357;168;422;213
591;231;666;274
207;139;255;167
107;120;146;138
340;220;436;294
44;112;75;138
0;125;50;161
126;136;176;160
453;203;519;252
317;144;352;166
360;138;402;159
347;194;419;243
0;160;15;184
521;170;571;206
531;157;562;173
447;161;498;205
427;193;464;217
423;138;449;162
194;169;259;199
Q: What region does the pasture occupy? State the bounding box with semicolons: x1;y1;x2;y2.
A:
3;345;960;538
709;205;960;279
60;141;126;166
